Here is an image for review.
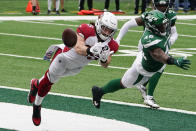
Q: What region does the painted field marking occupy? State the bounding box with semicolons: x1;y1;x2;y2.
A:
0;85;196;115
0;52;196;78
0;102;149;131
13;20;196;38
1;15;196;21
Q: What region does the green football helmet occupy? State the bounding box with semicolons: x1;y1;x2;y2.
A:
152;0;170;13
142;10;168;36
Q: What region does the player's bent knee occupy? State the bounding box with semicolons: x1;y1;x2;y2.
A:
121;77;133;88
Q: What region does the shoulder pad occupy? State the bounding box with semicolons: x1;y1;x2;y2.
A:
77;24;96;40
108;39;119;53
166;9;177;23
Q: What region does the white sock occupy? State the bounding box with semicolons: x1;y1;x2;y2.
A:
34;94;44;106
56;0;60;11
48;0;52;11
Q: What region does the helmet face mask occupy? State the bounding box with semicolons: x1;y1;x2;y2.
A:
95;12;118;41
152;0;170;13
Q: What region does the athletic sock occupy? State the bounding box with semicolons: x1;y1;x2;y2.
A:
34;94;44;105
101;78;125;94
56;0;60;11
48;0;52;10
148;72;162;96
37;70;53;97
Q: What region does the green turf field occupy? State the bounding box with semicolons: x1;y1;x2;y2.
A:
0;3;196;129
0;18;196;112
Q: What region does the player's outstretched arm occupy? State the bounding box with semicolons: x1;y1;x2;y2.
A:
99;55;111;68
115;17;143;44
149;48;191;70
74;34;88;56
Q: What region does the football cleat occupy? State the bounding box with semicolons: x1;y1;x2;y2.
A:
92;86;104;109
28;79;39;104
144;95;160;109
56;11;60;15
32;104;41;126
32;10;38;15
136;85;147;100
47;10;51;15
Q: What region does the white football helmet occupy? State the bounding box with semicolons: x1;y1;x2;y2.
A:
95;12;118;41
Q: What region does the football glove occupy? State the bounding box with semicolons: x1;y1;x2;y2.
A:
99;49;110;63
86;42;109;60
174;57;191;70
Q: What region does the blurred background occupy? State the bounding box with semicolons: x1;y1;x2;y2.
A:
0;0;196;16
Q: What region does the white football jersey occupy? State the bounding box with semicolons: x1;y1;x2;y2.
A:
62;23;119;69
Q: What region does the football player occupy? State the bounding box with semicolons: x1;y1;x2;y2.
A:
27;12;119;126
115;0;178;108
92;10;190;109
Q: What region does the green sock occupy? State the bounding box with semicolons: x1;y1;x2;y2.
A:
148;72;162;96
101;78;125;94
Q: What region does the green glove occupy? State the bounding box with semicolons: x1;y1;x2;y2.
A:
174;57;191;70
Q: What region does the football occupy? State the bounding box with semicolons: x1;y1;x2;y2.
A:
62;28;77;48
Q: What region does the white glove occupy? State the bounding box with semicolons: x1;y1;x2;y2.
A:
99;45;111;63
99;50;110;63
86;42;109;60
86;42;103;59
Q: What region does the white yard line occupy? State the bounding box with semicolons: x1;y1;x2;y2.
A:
0;32;61;40
176;22;196;26
1;15;196;21
0;85;196;115
2;19;196;38
13;20;196;38
0;52;196;78
15;20;79;27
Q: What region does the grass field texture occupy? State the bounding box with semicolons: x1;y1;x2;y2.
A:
0;18;196;113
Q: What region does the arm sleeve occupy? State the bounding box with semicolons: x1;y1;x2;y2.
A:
115;18;138;44
170;26;178;45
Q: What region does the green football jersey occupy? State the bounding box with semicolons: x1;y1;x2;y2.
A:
165;9;177;36
141;29;170;72
166;9;177;26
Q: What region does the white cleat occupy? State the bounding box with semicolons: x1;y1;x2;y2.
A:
136;85;147;100
144;95;160;109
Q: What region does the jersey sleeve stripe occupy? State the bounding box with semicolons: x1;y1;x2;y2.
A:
143;39;161;48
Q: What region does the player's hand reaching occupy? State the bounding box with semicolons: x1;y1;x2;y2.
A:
86;42;109;60
99;49;110;63
174;57;191;70
86;43;103;59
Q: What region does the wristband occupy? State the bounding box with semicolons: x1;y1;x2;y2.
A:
167;57;175;65
86;47;92;56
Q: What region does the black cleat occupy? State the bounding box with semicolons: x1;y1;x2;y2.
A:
47;10;51;15
61;8;67;12
32;10;38;15
92;86;104;109
56;11;60;15
32;104;41;126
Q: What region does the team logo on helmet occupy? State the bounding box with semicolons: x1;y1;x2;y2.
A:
143;10;168;36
